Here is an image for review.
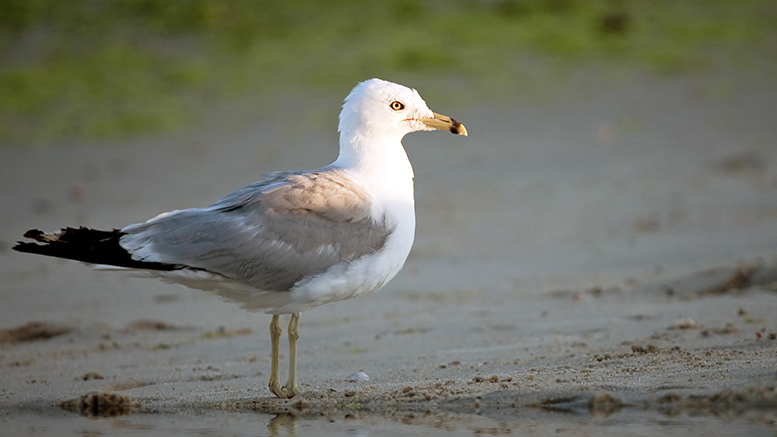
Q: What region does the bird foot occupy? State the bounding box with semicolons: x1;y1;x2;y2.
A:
269;381;301;399
269;380;288;398
283;384;301;398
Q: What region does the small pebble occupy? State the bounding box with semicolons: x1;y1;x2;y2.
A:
78;371;104;381
670;317;699;330
348;371;369;382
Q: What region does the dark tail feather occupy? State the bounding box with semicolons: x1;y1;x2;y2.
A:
13;227;177;271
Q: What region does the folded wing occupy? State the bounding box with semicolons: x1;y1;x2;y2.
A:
120;170;391;292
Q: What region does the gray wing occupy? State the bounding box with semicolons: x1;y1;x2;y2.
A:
120;170;391;291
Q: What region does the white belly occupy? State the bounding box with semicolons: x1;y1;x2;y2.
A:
262;200;416;314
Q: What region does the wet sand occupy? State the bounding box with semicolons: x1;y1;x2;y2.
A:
1;69;776;435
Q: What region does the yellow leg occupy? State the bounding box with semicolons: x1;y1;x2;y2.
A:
283;313;301;397
268;314;287;398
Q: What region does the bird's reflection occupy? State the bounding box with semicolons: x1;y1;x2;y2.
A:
268;413;299;437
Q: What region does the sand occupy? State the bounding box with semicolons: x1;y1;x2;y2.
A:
1;69;776;435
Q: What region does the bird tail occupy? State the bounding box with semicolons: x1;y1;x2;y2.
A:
13;227;177;271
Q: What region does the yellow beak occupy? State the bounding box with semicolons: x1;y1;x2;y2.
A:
421;112;468;136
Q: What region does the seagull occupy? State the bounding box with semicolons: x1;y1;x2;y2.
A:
13;78;467;399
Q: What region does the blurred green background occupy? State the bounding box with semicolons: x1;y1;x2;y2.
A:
1;0;775;145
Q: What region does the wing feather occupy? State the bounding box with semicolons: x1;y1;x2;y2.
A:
120;170;391;292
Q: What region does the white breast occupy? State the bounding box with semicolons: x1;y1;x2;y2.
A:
265;177;416;314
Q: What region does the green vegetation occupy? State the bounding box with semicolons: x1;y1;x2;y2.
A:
0;0;774;144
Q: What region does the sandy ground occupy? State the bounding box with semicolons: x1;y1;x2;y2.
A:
1;69;777;435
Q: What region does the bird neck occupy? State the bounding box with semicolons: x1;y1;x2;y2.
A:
332;131;415;199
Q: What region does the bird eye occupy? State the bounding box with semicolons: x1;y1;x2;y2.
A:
389;101;405;111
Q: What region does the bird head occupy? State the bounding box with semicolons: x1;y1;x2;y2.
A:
338;78;467;141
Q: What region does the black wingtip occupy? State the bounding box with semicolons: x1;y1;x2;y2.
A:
13;226;179;271
13;229;47;254
22;229;45;240
12;241;36;253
